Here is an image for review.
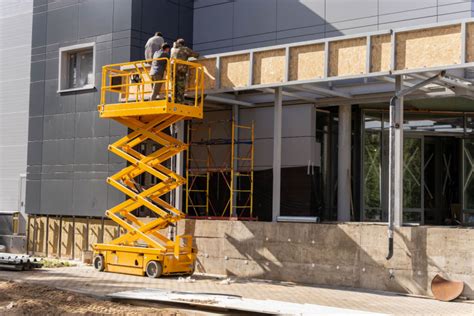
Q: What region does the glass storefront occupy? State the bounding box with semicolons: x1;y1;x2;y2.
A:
362;111;473;225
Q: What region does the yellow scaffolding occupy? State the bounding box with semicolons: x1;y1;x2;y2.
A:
93;57;204;277
185;119;255;220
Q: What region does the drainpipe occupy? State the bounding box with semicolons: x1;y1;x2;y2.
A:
386;71;445;261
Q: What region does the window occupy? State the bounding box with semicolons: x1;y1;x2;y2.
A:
58;43;95;92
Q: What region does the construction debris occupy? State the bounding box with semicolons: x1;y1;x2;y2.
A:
431;274;464;302
0;253;42;271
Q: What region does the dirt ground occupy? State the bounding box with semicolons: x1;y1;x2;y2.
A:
0;280;186;315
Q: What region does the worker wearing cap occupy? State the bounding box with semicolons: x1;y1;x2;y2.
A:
170;38;199;104
145;32;164;60
149;43;171;101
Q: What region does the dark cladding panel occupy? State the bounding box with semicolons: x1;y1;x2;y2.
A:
78;0;114;38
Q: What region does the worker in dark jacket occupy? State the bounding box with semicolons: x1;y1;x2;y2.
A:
150;43;171;100
170;38;199;103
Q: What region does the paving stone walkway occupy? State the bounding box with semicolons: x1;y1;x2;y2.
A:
0;266;472;315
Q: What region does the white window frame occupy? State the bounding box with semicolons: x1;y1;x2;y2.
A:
58;42;96;93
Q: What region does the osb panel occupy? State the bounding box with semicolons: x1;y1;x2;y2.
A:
289;44;325;81
329;37;367;77
395;25;461;70
47;217;61;257
221;54;250;88
370;34;392;72
103;219;119;244
74;218;88;260
27;217;34;253
467;23;474;62
253;49;286;85
60;218;74;259
34;216;47;255
88;219;103;250
200;58;217;90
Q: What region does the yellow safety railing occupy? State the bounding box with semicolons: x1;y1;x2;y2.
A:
99;57;204;110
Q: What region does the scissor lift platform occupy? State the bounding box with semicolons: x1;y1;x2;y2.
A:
93;58;204;277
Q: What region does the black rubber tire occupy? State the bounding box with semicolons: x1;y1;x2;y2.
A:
93;254;105;272
145;260;163;278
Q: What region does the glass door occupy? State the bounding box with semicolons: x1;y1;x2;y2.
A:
403;136;424;223
462;138;474;223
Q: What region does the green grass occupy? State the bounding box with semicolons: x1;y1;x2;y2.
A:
41;259;77;268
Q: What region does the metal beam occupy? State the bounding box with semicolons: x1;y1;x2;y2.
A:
205;95;254;107
293;84;353;98
260;88;316;103
378;76;432;92
272;87;282;222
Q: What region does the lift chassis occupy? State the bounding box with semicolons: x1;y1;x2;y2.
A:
93;58;204;277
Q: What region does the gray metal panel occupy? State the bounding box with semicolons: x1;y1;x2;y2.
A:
28;117;44;142
378;7;438;24
25;180;41;212
78;0;113;38
233;0;277;38
29;82;45;116
42;139;75;165
325;0;378;23
27;141;43;166
74;137;109;165
194;0;230;8
72;179;108;214
193;2;233;43
40;179;73;214
379;0;437;15
276;0;326;31
46;5;79;44
75;111;109;138
30;61;45;82
43;113;75;140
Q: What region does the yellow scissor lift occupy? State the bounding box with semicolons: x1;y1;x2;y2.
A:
93;57;204;278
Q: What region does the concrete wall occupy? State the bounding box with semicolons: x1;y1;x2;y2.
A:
0;1;33;214
181;220;474;299
193;0;474;54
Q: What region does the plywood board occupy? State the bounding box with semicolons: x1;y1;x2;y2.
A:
395;25;461;70
370;34;391;72
253;49;286;85
199;58;217;90
467;23;474;63
103;219;119;244
47;217;60;257
221;54;250;88
88;218;103;250
329;37;367;77
74;218;88;260
289;44;325;81
27;216;34;253
60;217;74;259
34;216;47;256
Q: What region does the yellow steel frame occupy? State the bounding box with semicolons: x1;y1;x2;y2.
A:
93;57;204;277
185;119;255;219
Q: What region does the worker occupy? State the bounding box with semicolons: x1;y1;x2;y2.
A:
170;38;199;104
144;32;164;60
150;43;171;100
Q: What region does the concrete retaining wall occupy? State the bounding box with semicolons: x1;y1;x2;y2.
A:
27;215;473;299
179;220;474;299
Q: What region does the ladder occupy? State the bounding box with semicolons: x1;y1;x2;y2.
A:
93;57;204;277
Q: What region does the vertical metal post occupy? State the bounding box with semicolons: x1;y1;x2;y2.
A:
272;87;283;221
389;75;404;229
337;104;352;221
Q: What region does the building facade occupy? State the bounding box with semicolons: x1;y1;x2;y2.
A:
14;0;473;225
